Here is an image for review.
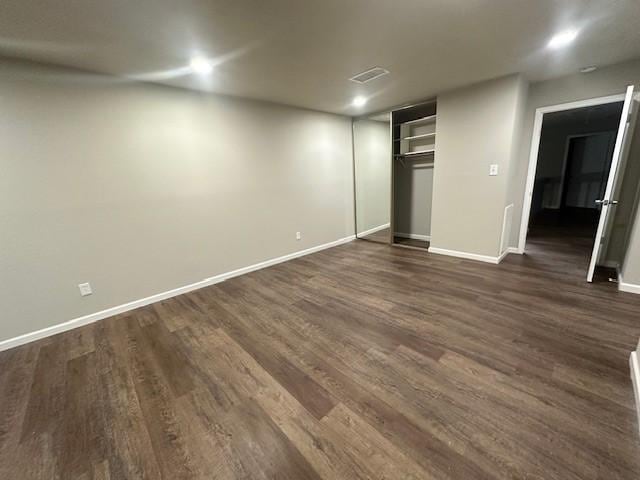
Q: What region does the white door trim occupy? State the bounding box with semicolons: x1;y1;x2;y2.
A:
517;93;626;254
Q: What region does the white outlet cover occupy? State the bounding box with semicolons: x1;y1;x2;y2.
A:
296;231;301;240
489;164;499;176
78;282;93;296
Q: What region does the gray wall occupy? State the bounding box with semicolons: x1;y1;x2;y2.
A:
393;159;433;238
617;114;640;280
622;213;640;284
0;59;355;342
431;74;527;257
353;119;390;234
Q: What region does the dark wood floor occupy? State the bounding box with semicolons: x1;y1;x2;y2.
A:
1;233;640;479
394;235;430;249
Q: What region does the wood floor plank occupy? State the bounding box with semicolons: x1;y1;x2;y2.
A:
20;341;67;442
124;320;199;479
200;284;339;420
58;352;106;479
141;320;196;398
1;231;640;479
184;328;327;480
321;402;430;480
93;319;163;480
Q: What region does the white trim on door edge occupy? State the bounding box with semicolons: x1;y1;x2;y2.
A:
0;234;356;352
517;93;627;254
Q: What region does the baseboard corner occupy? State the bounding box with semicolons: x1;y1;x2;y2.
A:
618;272;640;295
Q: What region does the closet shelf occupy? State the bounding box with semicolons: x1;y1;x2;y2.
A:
403;115;437;126
402;149;435;157
403;133;436;141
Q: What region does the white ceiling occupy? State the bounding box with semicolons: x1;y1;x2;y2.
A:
2;0;640;115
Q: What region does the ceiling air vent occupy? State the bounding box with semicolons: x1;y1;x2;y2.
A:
349;67;389;84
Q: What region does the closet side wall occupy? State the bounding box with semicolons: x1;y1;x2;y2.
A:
621;201;640;286
618;120;640;284
431;74;525;257
504;78;530;253
393;162;433;239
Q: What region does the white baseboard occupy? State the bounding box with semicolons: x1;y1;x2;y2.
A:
427;246;507;264
507;246;523;255
618;272;640;295
0;234;356;352
619;280;640;294
497;249;510;264
630;351;640;436
394;232;431;242
358;223;390;238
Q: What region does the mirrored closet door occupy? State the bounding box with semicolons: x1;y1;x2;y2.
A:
353;112;392;243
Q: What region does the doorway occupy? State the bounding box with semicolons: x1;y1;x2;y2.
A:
519;86;639;282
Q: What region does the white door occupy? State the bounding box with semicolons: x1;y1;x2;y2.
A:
587;85;638;282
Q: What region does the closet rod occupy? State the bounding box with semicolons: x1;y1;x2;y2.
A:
394;151;435;158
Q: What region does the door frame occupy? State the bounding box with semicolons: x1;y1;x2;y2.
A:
517;93;626;254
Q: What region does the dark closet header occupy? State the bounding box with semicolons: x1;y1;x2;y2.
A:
392;102;437;125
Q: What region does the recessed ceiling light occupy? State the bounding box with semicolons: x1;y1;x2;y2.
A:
548;29;579;49
189;57;213;75
353;96;367;107
580;65;597;73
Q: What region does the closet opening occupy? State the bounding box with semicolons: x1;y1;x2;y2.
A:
519;86;640;282
391;100;437;251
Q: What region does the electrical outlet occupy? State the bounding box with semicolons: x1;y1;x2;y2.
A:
296;231;301;240
489;164;499;176
78;282;93;297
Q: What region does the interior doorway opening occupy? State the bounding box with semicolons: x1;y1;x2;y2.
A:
520;86;639;282
527;103;622;278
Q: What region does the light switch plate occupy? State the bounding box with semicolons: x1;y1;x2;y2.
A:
78;282;93;297
489;164;499;176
